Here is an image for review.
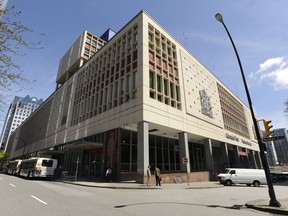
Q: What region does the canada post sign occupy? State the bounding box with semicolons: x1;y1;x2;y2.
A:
226;133;252;146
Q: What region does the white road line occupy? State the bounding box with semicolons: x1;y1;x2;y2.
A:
9;183;16;187
31;195;47;205
0;178;3;180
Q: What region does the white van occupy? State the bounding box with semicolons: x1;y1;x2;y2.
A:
217;168;267;187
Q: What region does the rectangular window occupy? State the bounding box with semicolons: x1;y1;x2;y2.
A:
132;72;136;90
175;86;180;101
126;75;130;92
163;79;168;96
149;71;154;89
120;79;124;94
157;75;162;93
170;82;174;99
114;82;119;97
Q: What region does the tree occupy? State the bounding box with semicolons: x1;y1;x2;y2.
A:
0;150;9;171
0;150;9;160
0;5;42;112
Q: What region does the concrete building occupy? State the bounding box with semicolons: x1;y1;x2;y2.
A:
266;128;288;166
56;30;108;87
0;0;8;10
6;11;262;183
0;95;43;150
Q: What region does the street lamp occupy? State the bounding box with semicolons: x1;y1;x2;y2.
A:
215;12;281;207
16;137;26;159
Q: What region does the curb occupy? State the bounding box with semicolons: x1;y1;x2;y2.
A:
62;181;223;190
245;200;288;215
63;181;161;189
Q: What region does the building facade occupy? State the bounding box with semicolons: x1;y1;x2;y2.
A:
0;0;8;10
266;128;288;166
6;11;262;183
0;95;43;150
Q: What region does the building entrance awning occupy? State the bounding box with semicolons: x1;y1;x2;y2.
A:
67;141;103;150
40;150;65;156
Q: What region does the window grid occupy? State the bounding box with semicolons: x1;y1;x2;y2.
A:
83;32;106;60
148;23;181;110
217;83;249;138
71;25;139;126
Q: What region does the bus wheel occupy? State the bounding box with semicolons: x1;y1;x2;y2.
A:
253;180;260;187
224;180;232;186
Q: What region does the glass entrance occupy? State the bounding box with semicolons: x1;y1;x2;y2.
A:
85;150;102;178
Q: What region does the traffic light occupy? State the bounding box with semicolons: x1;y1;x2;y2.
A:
264;120;274;137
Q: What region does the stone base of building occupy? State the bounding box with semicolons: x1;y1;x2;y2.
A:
134;171;210;184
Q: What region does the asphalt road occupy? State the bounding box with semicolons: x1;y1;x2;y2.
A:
1;173;287;216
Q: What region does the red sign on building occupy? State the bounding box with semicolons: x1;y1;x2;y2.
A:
182;157;188;164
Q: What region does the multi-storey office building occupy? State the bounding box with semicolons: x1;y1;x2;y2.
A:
0;0;8;10
7;11;262;183
0;95;43;150
266;129;288;165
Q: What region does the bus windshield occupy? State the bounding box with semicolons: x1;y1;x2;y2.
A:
41;160;54;167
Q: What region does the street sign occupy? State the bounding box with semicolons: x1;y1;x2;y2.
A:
182;157;188;164
262;136;285;142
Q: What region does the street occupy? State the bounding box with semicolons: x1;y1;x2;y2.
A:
1;173;287;216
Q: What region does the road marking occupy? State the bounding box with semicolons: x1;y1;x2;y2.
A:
9;183;16;187
31;195;47;205
0;178;3;180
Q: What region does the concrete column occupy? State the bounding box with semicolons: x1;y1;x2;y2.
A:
179;132;190;173
270;141;279;165
252;151;258;168
233;146;241;167
258;152;263;168
137;121;149;175
221;143;230;168
204;139;214;174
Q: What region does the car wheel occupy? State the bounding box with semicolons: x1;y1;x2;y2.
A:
225;180;232;186
253;180;260;187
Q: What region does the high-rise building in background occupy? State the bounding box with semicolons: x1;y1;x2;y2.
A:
0;0;8;10
266;128;288;165
56;30;110;88
0;95;43;150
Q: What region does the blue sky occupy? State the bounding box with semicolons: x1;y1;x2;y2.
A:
1;0;288;130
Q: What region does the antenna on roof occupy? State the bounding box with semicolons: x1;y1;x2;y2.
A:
183;31;188;48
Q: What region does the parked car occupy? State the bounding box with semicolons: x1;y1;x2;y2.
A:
217;168;267;187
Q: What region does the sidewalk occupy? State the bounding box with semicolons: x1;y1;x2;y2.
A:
246;198;288;215
62;179;222;190
62;179;288;215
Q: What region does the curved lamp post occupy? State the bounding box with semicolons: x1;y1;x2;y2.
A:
215;12;281;207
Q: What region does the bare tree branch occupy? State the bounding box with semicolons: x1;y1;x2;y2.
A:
0;5;43;113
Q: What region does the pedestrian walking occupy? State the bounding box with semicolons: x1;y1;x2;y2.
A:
154;166;161;186
105;167;112;182
147;165;151;186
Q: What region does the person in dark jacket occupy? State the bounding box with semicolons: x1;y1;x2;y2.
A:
154;166;161;186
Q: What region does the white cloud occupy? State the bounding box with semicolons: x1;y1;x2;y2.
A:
249;56;288;90
259;57;284;72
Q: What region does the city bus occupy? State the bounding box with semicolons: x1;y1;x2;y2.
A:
7;159;22;175
19;157;58;178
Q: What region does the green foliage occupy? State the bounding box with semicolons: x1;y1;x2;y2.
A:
0;150;9;161
0;5;42;113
